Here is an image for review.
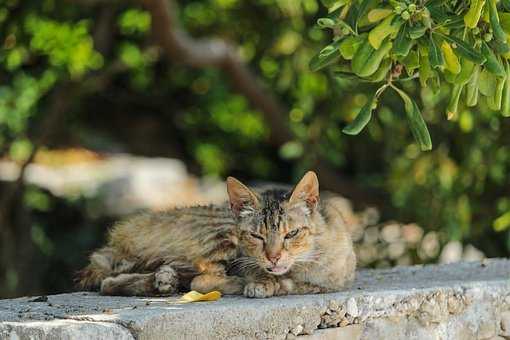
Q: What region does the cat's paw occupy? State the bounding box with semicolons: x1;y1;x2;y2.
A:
154;265;178;294
244;281;277;298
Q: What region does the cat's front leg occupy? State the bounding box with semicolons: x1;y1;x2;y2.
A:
282;280;328;295
191;260;245;294
243;277;321;297
243;278;280;298
243;276;300;298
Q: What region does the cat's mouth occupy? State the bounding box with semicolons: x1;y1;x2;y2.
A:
265;265;290;275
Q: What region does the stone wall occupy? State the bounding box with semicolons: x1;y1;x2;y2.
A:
1;259;510;340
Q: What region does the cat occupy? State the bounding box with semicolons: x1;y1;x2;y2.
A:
76;171;356;298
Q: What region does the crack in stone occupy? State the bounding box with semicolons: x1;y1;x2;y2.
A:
55;314;140;339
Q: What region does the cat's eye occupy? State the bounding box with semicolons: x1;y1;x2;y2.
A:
285;228;300;239
250;233;265;241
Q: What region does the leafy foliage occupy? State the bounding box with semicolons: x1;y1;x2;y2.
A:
313;0;510;149
1;0;510;297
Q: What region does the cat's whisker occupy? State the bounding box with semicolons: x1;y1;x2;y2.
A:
229;257;262;275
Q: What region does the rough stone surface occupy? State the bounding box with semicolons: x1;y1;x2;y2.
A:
501;310;510;336
1;259;510;340
297;324;362;339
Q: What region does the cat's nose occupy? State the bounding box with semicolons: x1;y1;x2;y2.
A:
266;252;281;265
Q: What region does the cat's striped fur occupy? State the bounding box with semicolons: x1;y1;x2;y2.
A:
77;171;356;298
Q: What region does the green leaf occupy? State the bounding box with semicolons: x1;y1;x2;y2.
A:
365;58;391;82
345;3;359;29
321;0;348;11
466;65;481;106
427;0;449;23
500;12;510;33
455;58;475;85
443;16;466;30
367;8;393;23
428;35;444;69
487;75;506;110
503;0;510;11
488;0;507;43
494;211;510;232
356;0;372;30
479;69;498;97
393;23;413;57
401;50;420;75
334;72;361;82
447;84;464;120
392;85;432;151
343;93;377;135
481;41;506;77
352;38;393;77
441;41;461;74
408;25;427;39
310;40;341;72
489;39;510;54
464;0;486;28
336;18;357;35
368;14;401;49
502;61;510;116
419;51;435;87
339;35;366;60
317;18;337;29
437;33;486;65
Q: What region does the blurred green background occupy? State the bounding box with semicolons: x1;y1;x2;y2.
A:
0;0;509;298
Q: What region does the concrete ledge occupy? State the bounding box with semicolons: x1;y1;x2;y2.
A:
1;259;510;340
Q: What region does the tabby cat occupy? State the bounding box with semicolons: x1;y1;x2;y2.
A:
77;171;356;298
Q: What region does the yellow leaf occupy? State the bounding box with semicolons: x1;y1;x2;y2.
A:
494;211;510;232
441;41;461;74
177;290;222;303
368;14;400;49
464;0;486;28
367;8;393;23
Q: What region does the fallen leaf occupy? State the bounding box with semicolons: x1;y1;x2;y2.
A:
176;290;221;304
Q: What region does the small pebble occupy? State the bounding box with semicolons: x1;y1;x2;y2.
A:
290;324;303;336
346;297;359;317
29;296;48;303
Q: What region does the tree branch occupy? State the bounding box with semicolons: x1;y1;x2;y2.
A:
141;0;386;206
0;82;75;219
0;61;128;220
142;0;292;146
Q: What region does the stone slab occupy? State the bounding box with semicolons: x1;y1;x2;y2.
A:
1;259;510;339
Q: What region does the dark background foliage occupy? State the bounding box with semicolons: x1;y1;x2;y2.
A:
0;0;509;298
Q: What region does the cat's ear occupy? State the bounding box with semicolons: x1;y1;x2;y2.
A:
226;177;260;217
289;171;319;213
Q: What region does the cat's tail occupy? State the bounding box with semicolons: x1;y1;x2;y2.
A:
75;247;116;291
323;194;379;240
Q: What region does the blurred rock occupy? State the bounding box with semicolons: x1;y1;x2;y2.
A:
439;241;463;264
463;244;485;262
439;242;485;264
401;223;424;245
419;231;440;260
363;226;379;244
0;154;227;216
381;223;401;243
388;241;406;260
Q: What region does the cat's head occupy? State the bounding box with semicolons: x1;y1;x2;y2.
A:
226;171;321;276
